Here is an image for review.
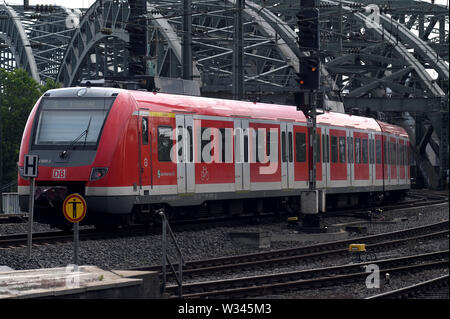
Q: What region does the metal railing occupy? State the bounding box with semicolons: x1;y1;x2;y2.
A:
157;208;185;298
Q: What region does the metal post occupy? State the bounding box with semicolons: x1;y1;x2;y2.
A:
233;0;244;100
27;177;35;259
309;93;317;191
161;212;167;295
74;221;79;265
178;251;183;297
182;0;193;80
0;92;3;214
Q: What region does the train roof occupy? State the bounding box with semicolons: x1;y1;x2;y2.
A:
43;87;408;137
129;90;408;137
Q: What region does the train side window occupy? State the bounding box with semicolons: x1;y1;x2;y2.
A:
295;132;306;162
404;144;407;166
187;126;193;163
355;138;361;164
376;140;382;164
142;118;149;145
322;134;326;163
288;132;293;162
177;125;183;158
281;131;286;162
255;129;260;163
244;133;249;163
266;130;271;158
339;136;346;163
316;134;321;163
347;137;353;164
219;128;226;163
157;126;173;162
390;142;393;165
200;127;211;163
362;139;368;164
326;134;329;163
331;135;338;163
369;139;374;164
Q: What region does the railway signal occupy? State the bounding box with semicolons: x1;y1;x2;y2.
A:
299;56;320;92
297;8;320;51
296;1;321;228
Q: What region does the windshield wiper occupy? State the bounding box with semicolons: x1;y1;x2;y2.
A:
59;116;92;159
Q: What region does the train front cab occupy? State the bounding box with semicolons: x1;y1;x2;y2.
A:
17;87;134;227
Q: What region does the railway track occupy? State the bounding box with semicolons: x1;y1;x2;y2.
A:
366;274;449;299
133;220;448;278
0;214;27;224
165;251;448;298
0;189;447;249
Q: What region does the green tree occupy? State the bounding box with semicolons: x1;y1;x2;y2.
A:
0;68;60;186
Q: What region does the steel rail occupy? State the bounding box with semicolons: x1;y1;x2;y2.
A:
167;251;448;298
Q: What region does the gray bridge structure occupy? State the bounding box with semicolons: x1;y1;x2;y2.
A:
0;0;448;189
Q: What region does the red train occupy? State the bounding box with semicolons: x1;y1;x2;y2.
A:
18;87;410;228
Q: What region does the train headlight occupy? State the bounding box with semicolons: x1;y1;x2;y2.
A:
90;167;108;181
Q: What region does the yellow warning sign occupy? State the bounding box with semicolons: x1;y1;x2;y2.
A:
63;193;87;223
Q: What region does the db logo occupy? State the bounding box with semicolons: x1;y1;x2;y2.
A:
52;168;66;179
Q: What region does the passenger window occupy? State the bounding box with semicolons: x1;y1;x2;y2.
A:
376;140;382;164
187;126;193;163
177;125;183;158
326;134;329;163
201;127;211;163
288;132;293;163
244;133;249;163
347;137;353;164
355;138;361;164
331;136;338;163
220;128;226;163
295;132;306;162
390;142;394;165
362;139;368;164
369;139;374;164
339;136;346;163
316;134;321;163
157;126;173;162
322;134;326;163
142;118;149;145
281;132;286;162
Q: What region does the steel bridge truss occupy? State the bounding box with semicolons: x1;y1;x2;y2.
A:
0;0;448;188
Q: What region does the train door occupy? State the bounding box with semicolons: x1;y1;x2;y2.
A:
384;134;391;186
139;111;152;192
287;123;294;188
389;136;397;185
396;138;400;185
369;133;375;186
280;123;288;188
322;126;329;187
175;114;195;193
346;129;353;187
234;118;250;191
315;126;323;188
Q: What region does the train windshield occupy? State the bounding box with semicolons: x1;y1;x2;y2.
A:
33;97;115;148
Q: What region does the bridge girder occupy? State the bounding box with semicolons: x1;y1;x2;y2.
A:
0;0;448;188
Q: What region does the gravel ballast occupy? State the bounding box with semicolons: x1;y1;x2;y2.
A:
0;201;448;299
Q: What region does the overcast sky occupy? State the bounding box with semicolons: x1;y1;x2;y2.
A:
2;0;449;9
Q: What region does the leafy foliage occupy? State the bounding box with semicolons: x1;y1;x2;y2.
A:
0;69;60;186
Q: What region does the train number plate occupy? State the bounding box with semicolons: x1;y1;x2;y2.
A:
52;168;66;179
